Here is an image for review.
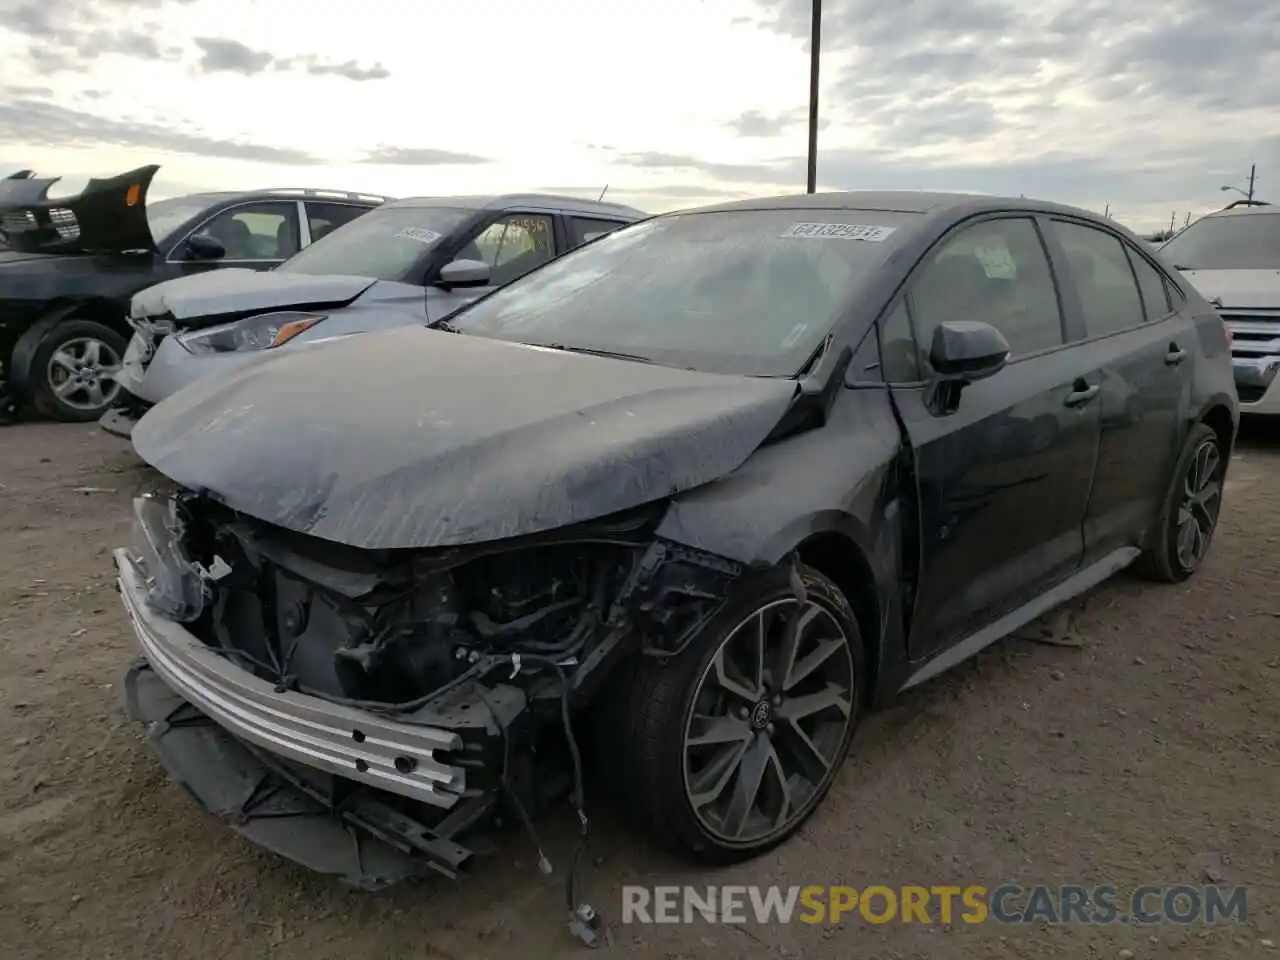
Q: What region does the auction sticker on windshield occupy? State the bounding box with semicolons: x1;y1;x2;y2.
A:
782;222;897;242
395;227;443;244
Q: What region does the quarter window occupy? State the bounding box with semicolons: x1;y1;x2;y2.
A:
909;217;1064;361
1126;247;1174;321
568;217;628;249
1051;220;1145;337
304;202;369;244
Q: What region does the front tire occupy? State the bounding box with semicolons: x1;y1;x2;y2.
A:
608;564;864;864
1136;422;1225;583
29;319;127;423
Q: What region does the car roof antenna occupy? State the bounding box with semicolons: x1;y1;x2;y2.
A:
597;184;608;201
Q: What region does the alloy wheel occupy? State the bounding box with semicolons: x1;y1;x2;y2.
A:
1175;437;1223;572
681;597;856;847
46;336;122;412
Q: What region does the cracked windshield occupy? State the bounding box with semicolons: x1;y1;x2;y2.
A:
451;208;921;376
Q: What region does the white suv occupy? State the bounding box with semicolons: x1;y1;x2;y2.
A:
1160;201;1280;415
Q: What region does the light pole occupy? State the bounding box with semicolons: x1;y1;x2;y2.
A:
1220;163;1257;202
805;0;821;194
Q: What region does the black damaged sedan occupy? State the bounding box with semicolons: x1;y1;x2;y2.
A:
116;192;1237;902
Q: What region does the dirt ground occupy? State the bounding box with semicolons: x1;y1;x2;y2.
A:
1;421;1278;960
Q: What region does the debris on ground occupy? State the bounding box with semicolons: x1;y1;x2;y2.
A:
2;422;1278;959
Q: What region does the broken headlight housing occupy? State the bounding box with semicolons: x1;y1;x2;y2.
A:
175;311;326;355
126;496;226;622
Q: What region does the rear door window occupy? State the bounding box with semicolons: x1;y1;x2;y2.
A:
1051;220;1145;337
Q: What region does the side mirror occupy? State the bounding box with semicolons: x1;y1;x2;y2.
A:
436;257;491;289
929;320;1010;382
185;233;226;261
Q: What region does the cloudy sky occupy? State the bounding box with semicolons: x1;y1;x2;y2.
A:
1;0;1277;232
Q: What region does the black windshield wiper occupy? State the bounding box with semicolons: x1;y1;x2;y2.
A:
540;342;655;364
1172;265;1194;271
429;320;460;333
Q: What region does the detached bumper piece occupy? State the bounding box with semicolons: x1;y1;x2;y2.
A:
98;389;151;439
122;660;481;888
98;405;140;439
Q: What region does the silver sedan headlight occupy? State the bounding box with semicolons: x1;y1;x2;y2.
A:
175;311;326;355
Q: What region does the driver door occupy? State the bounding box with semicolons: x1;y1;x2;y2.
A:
162;200;302;281
888;215;1102;663
433;212;559;315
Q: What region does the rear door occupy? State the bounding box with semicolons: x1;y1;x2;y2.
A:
1044;218;1193;563
888;215;1102;660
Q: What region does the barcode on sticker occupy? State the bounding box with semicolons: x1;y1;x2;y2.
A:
782;222;896;242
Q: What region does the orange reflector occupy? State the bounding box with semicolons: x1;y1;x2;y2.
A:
271;318;320;347
125;183;141;206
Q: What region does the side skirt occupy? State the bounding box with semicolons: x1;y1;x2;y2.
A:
897;546;1141;692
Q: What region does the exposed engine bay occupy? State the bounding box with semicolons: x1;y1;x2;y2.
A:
122;489;744;906
170;489;737;704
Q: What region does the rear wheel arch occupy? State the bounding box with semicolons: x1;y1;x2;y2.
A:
1199;402;1235;462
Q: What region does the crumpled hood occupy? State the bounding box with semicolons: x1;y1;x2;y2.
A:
1180;269;1280;310
131;326;797;549
131;268;379;326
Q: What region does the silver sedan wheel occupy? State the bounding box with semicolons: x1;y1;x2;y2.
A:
681;596;856;847
46;336;122;412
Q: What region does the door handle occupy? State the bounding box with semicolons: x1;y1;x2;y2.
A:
1165;345;1188;366
1064;383;1100;408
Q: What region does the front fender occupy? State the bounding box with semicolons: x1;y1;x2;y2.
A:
654;389;902;566
653;389;911;703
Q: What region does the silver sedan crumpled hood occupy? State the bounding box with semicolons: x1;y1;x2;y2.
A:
130;326;798;550
130;268;379;324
